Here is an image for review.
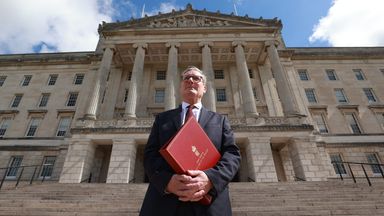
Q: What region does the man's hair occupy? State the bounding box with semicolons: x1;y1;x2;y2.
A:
181;66;207;85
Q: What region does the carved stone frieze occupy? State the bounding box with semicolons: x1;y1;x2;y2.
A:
147;15;231;28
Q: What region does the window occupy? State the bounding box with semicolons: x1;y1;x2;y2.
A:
298;69;309;81
345;113;362;134
156;71;166;80
66;92;78;106
312;113;328;133
326;69;338;80
127;71;132;81
330;154;347;175
40;156;56;178
155;89;165;103
21;75;32;86
363;88;377;103
248;69;254;79
124;89;129;103
56;117;71;137
74;74;84;85
39;93;50;107
11;94;23;108
367;153;382;174
216;88;227;102
26;117;41;137
381;69;384;76
305;89;317;103
353;69;365;80
0;117;11;137
376;113;384;129
6;156;23;178
334;89;348;103
48;74;58;85
214;70;224;79
0;76;6;86
252;88;258;100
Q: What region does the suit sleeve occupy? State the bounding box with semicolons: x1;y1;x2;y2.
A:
204;116;241;198
143;115;174;195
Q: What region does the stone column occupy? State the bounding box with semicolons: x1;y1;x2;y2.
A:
199;41;216;112
259;64;284;116
288;137;332;181
107;139;137;183
59;139;96;183
246;137;278;182
265;41;300;116
164;42;180;111
124;43;147;118
84;47;114;120
232;41;258;117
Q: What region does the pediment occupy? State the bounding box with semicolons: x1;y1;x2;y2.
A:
99;4;281;32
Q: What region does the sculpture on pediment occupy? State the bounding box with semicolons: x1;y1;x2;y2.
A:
147;15;231;28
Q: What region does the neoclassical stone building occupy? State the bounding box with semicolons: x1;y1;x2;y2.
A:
0;5;383;185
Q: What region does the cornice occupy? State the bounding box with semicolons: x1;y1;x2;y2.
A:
290;47;384;60
0;52;100;66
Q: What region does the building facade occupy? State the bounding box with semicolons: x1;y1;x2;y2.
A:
1;5;383;185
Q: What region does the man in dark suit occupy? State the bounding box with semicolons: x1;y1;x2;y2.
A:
140;66;241;216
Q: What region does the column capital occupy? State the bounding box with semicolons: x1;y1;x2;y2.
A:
265;40;279;48
198;41;214;48
232;40;247;48
165;41;181;48
133;43;148;49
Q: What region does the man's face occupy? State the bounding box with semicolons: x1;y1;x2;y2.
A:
180;69;207;104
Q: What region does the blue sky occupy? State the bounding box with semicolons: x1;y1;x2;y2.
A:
0;0;383;54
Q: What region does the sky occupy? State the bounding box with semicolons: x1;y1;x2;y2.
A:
0;0;384;54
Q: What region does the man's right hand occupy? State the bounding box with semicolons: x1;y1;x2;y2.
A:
166;174;204;202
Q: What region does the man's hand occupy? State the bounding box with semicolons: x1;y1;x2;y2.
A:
165;170;213;202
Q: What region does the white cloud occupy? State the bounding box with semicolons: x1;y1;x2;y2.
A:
145;2;182;17
309;0;384;46
0;0;113;54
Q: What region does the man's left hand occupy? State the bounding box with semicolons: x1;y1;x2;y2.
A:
178;170;213;202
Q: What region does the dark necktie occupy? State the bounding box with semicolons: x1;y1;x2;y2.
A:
185;105;195;121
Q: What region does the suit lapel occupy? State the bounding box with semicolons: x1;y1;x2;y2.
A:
198;107;211;129
171;105;182;130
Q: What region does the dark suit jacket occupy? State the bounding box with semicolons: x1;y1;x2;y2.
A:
140;106;241;216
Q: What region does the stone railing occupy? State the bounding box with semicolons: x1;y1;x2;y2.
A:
75;116;308;129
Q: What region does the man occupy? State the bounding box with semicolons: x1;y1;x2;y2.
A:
140;66;241;216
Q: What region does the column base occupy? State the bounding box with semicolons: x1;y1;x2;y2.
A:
123;113;137;119
81;114;96;120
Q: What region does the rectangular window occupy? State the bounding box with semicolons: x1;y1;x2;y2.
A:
326;69;337;80
66;92;78;106
124;89;129;103
353;69;365;80
214;70;224;79
0;117;11;137
0;76;6;87
48;74;58;85
56;117;71;137
330;154;347;175
156;71;166;80
40;156;56;178
305;89;317;103
252;88;258;100
334;89;348;103
376;113;384;129
21;75;32;86
155;89;165;103
298;69;309;81
366;153;382;174
26;117;41;137
248;69;254;79
39;93;50;107
345;113;362;134
216;88;227;102
74;74;84;85
312;113;328;133
11;94;23;108
127;71;132;81
363;88;377;103
6;156;23;178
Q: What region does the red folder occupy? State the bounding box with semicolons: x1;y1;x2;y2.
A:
159;117;221;205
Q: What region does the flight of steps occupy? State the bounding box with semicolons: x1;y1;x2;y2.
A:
0;181;383;216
